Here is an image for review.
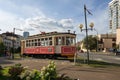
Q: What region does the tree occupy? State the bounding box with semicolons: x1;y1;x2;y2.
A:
0;42;5;56
83;35;97;51
76;46;81;51
15;47;21;53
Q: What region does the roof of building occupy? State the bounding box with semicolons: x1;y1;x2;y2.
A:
2;32;20;38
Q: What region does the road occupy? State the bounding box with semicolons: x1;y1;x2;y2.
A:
77;52;120;64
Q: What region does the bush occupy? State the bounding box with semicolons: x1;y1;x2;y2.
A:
19;61;57;80
19;69;41;80
8;63;24;80
2;61;74;80
0;65;2;75
40;61;57;80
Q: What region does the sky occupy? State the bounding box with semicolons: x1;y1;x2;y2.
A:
0;0;112;41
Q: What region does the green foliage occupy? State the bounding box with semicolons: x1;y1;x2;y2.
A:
0;65;2;76
1;67;10;76
19;61;57;80
56;73;74;80
83;35;97;51
16;47;21;53
19;69;41;80
40;61;57;80
76;46;81;51
0;42;5;55
1;61;74;80
8;63;24;80
0;67;10;80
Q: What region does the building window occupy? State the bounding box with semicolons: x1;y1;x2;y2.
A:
112;38;116;41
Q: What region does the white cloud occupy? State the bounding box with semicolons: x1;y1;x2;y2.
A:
0;0;46;35
21;17;75;34
0;0;110;41
59;19;74;28
0;9;22;33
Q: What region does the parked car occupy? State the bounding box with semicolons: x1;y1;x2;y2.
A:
108;48;114;52
115;49;120;55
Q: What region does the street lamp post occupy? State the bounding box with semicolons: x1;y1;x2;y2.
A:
12;28;15;59
79;5;94;64
12;28;23;59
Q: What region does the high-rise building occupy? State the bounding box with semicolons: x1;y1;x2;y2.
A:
23;32;29;38
109;0;120;33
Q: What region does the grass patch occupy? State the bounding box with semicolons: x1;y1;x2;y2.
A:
0;67;10;80
1;67;10;76
68;57;120;68
89;60;120;68
13;53;21;59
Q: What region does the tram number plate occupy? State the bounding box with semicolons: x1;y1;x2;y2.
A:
48;48;52;52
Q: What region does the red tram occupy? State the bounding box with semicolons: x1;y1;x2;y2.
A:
21;31;76;58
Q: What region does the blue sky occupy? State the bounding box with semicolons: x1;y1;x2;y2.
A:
0;0;111;40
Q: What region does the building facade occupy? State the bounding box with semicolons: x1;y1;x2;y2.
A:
1;32;23;52
98;33;116;52
116;28;120;48
109;0;120;33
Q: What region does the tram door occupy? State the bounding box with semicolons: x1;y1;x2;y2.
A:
54;37;65;54
21;40;25;55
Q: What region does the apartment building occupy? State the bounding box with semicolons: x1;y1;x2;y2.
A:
109;0;120;33
0;32;23;51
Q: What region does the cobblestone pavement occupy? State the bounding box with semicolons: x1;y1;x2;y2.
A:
0;57;120;80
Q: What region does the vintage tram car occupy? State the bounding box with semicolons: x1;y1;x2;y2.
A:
21;31;76;58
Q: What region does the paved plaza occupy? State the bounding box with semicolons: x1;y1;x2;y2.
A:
0;57;120;80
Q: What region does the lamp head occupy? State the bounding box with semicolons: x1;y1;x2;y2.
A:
79;24;83;29
89;22;94;29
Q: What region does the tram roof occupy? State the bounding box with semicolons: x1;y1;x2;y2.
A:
27;31;76;39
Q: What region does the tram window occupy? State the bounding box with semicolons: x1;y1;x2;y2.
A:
49;37;52;40
35;39;38;46
66;37;71;45
38;42;41;46
26;41;29;47
62;37;65;45
35;43;37;46
49;41;52;45
26;43;28;47
71;37;75;44
45;41;48;46
38;39;40;41
29;40;30;43
56;37;58;45
35;39;37;41
45;38;48;40
28;40;30;47
41;38;44;41
71;38;73;44
58;37;62;45
26;40;28;42
27;43;29;47
32;43;34;46
41;41;45;46
30;42;32;47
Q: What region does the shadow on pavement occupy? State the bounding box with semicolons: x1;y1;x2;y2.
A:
0;57;14;65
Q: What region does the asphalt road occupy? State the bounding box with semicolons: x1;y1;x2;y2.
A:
77;52;120;64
